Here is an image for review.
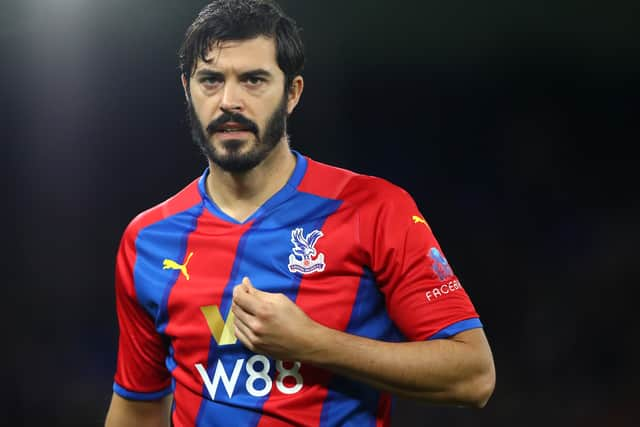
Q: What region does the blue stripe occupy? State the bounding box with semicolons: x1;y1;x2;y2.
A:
319;268;403;427
133;203;203;392
113;382;173;401
198;151;309;225
133;204;203;334
166;343;177;373
195;188;342;426
428;318;483;340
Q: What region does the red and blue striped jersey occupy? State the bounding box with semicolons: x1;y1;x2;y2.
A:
113;151;482;426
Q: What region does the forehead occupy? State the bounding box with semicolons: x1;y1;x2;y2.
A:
195;36;280;73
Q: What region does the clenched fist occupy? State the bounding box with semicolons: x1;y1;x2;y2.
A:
232;277;325;362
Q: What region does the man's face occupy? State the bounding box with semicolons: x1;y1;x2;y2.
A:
185;37;292;173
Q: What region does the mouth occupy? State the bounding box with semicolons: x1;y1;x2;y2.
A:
214;121;254;134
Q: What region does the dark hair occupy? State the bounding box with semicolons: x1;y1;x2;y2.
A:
178;0;304;90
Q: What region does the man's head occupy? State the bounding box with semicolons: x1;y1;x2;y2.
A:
178;0;305;173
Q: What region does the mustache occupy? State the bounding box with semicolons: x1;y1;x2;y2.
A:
206;110;259;135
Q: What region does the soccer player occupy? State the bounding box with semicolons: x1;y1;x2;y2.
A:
104;1;496;426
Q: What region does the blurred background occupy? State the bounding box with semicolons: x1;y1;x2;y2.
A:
2;0;638;425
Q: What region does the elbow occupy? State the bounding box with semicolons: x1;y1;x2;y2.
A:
412;360;496;408
470;368;495;408
440;355;495;408
465;359;496;408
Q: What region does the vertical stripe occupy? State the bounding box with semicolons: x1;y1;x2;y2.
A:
133;204;203;328
319;269;403;427
194;220;264;427
132;204;204;425
375;394;392;427
165;210;249;426
195;192;342;426
257;198;352;427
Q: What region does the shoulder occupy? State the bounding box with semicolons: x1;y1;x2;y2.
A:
300;156;416;209
121;176;203;241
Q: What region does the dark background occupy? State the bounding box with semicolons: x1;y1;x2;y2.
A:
2;0;638;426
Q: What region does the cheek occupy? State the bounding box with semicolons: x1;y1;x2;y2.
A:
190;90;219;118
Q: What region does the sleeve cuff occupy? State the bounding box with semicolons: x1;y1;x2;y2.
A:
427;317;483;340
113;382;173;401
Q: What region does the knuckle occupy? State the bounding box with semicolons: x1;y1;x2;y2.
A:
257;304;273;320
252;321;265;336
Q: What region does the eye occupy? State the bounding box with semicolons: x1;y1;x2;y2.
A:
200;76;223;89
244;76;266;87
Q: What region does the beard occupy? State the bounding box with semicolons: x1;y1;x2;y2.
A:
187;94;288;173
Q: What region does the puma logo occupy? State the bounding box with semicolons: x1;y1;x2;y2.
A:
163;252;194;281
412;216;428;226
412;215;431;232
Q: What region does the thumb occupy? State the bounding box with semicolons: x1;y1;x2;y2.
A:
242;277;267;298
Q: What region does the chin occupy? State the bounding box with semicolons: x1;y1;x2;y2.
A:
213;136;254;152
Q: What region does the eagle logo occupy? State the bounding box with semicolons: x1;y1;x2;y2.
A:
288;228;326;274
428;247;454;280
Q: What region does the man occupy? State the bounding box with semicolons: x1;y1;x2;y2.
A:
105;1;496;426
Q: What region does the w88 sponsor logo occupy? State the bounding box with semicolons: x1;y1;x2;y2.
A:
195;355;303;399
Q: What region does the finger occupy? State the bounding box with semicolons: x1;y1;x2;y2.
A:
241;276;271;298
234;284;263;314
233;324;253;351
232;285;244;302
242;277;271;298
233;314;258;351
232;308;253;335
233;278;251;296
234;276;276;314
231;301;255;328
232;277;258;301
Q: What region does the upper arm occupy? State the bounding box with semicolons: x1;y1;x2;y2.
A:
365;182;481;340
105;392;173;427
112;226;172;398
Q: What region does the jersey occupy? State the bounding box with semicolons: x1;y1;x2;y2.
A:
112;151;482;427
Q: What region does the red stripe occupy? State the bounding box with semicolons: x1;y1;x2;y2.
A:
297;157;355;199
172;381;198;427
128;178;202;237
257;201;364;427
121;178;202;297
114;179;202;393
165;210;252;426
375;393;392;427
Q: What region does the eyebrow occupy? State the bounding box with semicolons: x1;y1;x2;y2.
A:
193;68;274;80
239;69;273;80
193;69;224;79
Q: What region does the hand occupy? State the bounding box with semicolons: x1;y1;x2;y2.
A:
231;277;323;361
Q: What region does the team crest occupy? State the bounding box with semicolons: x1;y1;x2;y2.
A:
428;247;454;280
288;228;326;274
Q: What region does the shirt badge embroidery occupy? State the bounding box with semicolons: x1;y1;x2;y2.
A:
428;247;453;280
288;228;326;274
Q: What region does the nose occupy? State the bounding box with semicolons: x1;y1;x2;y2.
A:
220;81;243;113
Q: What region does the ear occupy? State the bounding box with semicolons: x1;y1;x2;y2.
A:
181;74;190;102
286;75;304;115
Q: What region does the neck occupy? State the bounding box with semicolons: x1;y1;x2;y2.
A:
205;139;297;222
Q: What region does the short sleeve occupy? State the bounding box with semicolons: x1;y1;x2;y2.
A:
366;181;482;341
112;224;172;400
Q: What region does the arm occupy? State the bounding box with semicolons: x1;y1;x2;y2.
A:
105;393;173;427
107;223;174;425
232;278;495;407
305;326;494;406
